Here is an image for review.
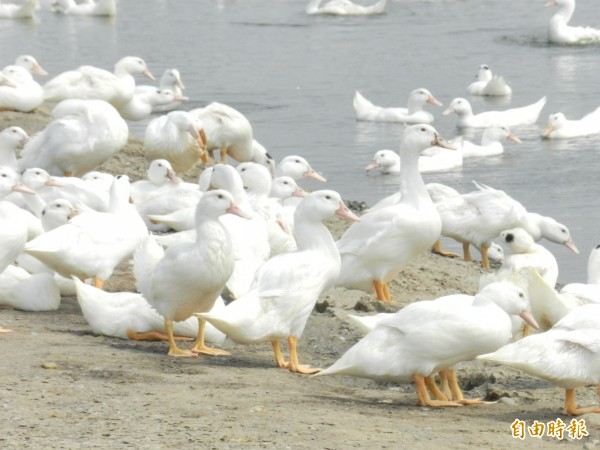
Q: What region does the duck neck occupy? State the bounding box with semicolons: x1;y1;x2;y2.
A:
552;2;574;25
294;214;339;262
305;0;322;13
399;145;429;207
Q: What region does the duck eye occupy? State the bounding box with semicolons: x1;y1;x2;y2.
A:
217;194;223;199
519;293;524;298
325;195;331;200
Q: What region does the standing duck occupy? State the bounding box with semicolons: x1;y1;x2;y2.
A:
134;189;248;357
335;124;452;301
197;190;359;373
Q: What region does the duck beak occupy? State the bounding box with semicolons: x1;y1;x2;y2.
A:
519;311;540;330
33;63;48;76
0;77;16;88
442;107;454;116
143;68;155;81
174;95;189;103
13;182;35;195
166;169;182;184
46;177;65;187
545;0;557;7
304;168;327;182
335;201;360;222
293;187;307;198
68;208;80;220
365;161;379;172
227;202;253;219
507;134;522;144
427;96;443;107
432;134;456;150
564;239;579;255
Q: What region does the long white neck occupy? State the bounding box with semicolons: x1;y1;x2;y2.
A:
398;143;430;208
305;0;323;14
294;212;339;264
552;1;575;26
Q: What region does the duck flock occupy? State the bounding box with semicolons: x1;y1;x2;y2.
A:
2;0;600;420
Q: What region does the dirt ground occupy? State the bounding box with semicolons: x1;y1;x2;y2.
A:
1;109;598;449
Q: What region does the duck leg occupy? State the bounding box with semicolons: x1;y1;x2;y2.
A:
463;243;473;262
431;240;460;258
220;146;229;164
165;320;197;357
272;340;289;368
198;129;209;163
288;336;321;374
414;374;462;407
424;375;449;401
438;370;453;399
446;369;483;405
564;388;600;416
94;277;104;289
190;318;231;356
126;328;193;342
0;329;12;334
479;245;490;269
373;279;391;302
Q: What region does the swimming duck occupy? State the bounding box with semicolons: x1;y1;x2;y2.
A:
275;155;327;182
546;0;600;44
365;149;400;175
197;190;359;373
316;281;538;406
0;126;29;170
443;97;547;128
144;110;207;173
0;65;44;112
73;277;226;344
18;99;129;176
353;88;442;123
134;189;248;357
467;64;512;96
135;68;186;113
43;56;154;108
305;0;387;15
24;175;147;289
460;124;522;157
541;107;600;139
0;0;38;18
479;303;600;415
51;0;116;16
335;124;452;301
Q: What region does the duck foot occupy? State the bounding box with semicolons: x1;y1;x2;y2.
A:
127;328;193;342
414;374;462;407
564;389;600;415
431;240;461;258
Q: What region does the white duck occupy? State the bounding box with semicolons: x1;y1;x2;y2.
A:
426;182;578;268
305;0;387;15
24;175;148;289
498;227;559;288
118;88;188;121
316;281;538;407
0;0;38;18
541;107;600;139
73;278;226;345
443;97;547;128
479;303;600;415
188;102;261;165
275;155;327;182
0;65;44;112
130;159;182;204
0;167;35;273
43;56;154;108
18;99;129;176
144;110;206;173
51;0;116;16
134;189;248;357
335;125;452;301
546;0;600;44
467;64;512;96
0;265;60;312
0;126;29;170
269;175;307;234
460;124;522;157
197;190;359;374
353;88;442;123
366;146;463;174
560;244;600;303
14;55;47;77
237;162;297;256
135;68;186;113
365;149;400;175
